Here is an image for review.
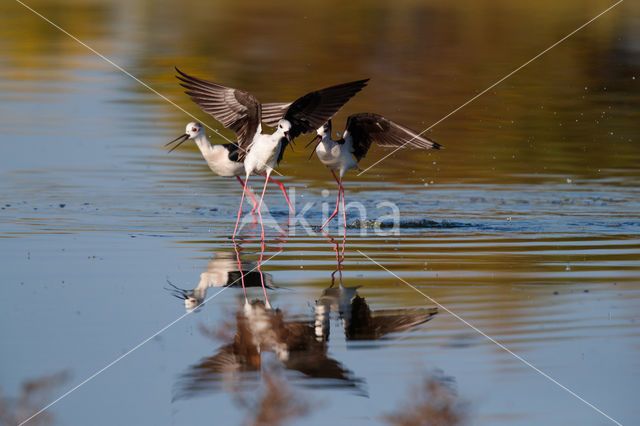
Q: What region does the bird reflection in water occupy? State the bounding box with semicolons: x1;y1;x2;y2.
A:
165;240;277;312
174;233;438;401
315;232;438;342
174;299;365;401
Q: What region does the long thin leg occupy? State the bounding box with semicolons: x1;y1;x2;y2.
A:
324;228;346;288
233;174;249;240
320;190;340;230
232;240;248;303
337;226;346;287
339;177;346;230
256;170;271;241
257;239;270;308
331;236;340;287
236;176;259;214
264;175;294;214
320;170;342;230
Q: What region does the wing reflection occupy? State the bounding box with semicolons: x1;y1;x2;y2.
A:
174;300;364;401
165;251;274;312
316;232;438;342
315;283;437;342
174;233;437;401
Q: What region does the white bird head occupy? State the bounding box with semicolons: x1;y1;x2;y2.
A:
185;122;203;138
316;120;332;137
166;122;203;153
306;120;333;158
165;280;203;313
277;119;292;141
277;119;292;131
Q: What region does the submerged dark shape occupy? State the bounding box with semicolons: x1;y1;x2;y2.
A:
234;369;311;426
382;371;469;426
1;371;69;426
174;300;364;401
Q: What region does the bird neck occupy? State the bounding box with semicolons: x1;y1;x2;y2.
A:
272;126;286;141
190;285;206;303
320;133;337;147
193;133;230;171
193;132;214;156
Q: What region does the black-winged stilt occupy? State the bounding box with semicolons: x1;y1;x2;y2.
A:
307;113;441;230
175;68;368;239
175;300;362;402
165;251;274;312
166;122;293;214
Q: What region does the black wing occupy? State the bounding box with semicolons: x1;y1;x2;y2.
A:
345;113;441;161
284;79;369;141
220;142;242;162
176;67;260;160
346;295;437;340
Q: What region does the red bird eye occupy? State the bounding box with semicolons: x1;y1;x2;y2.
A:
192;127;197;132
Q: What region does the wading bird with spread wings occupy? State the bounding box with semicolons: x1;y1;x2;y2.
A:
307;113;441;229
174;68;368;239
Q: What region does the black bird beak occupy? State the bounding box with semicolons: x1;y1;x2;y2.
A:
306;134;322;160
165;133;189;153
164;280;191;300
305;134;321;149
285;131;291;143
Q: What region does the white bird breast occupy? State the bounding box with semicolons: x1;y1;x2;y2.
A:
244;134;281;175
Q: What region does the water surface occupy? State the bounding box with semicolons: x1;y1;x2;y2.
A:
1;0;639;425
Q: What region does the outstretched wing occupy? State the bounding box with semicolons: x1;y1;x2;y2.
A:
284;79;369;141
345;113;441;161
261;102;292;127
176;67;260;159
